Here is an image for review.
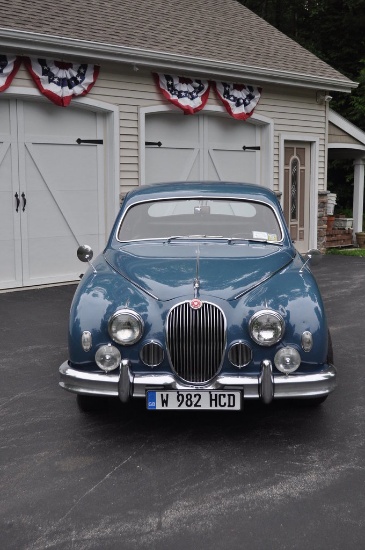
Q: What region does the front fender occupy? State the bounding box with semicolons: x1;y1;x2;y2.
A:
239;257;329;368
68;255;156;365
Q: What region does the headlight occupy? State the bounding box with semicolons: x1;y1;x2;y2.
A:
95;344;121;372
249;310;285;346
108;309;143;345
274;347;301;373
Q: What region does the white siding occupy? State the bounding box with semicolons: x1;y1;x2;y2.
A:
10;62;327;194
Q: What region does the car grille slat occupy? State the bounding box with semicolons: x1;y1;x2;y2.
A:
166;301;226;383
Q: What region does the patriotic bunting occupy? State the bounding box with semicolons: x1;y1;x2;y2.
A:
0;55;21;92
23;58;100;107
153;73;210;115
153;73;262;119
214;82;262;120
1;60;262;120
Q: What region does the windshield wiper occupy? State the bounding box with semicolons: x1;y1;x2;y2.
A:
167;235;224;242
228;237;283;246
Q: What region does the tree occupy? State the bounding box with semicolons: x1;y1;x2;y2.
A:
238;0;365;130
239;0;365;217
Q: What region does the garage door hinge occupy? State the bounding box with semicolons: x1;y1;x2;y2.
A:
145;141;162;147
76;139;103;145
242;145;260;151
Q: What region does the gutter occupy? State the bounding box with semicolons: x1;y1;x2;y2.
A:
0;28;357;93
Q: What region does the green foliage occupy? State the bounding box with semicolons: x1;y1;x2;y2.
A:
238;0;365;128
326;248;365;256
238;0;365;213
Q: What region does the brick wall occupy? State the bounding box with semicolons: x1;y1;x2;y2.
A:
318;191;353;249
318;191;328;251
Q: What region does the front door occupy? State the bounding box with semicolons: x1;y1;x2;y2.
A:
0;99;105;289
283;142;311;253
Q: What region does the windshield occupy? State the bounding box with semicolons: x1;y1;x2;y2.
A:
117;198;283;242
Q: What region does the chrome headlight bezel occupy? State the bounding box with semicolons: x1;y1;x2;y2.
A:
108;309;144;346
249;309;285;347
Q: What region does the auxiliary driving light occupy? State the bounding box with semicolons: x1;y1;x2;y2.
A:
274;347;301;374
95;344;121;372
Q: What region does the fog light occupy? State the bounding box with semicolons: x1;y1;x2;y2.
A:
95;344;121;372
274;347;301;374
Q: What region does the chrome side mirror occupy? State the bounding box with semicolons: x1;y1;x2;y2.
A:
77;244;93;262
77;245;96;273
300;249;322;272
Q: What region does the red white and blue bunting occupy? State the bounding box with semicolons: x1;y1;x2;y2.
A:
23;58;100;107
0;55;21;92
153;73;210;115
214;82;262;120
1;60;262;118
153;73;262;119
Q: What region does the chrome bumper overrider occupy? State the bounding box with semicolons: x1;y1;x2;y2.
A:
59;360;337;403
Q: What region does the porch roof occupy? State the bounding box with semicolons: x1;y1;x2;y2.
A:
328;110;365;160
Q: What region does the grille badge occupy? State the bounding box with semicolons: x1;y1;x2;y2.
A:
190;299;202;309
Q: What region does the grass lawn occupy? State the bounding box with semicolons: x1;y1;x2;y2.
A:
326;248;365;257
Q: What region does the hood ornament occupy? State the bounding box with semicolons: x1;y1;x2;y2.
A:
193;245;200;298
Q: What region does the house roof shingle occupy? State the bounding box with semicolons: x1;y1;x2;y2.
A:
0;0;355;90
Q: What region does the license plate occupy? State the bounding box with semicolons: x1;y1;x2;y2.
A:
146;390;242;410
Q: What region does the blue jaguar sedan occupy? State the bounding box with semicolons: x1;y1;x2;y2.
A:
59;182;336;411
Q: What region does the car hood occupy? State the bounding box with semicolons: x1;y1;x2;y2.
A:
104;241;295;301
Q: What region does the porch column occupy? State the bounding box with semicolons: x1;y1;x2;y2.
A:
353;158;365;237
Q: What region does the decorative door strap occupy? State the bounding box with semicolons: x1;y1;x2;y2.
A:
76;139;103;145
145;141;162;147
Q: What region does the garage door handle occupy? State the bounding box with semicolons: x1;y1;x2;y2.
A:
15;192;20;212
21;192;26;212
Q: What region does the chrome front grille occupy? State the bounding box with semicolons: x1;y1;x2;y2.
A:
166;301;226;383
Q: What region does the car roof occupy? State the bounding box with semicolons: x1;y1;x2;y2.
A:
123;182;279;206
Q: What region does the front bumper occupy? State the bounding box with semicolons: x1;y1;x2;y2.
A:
59;360;337;403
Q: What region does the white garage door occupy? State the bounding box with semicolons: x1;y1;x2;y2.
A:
0;99;105;290
145;112;260;184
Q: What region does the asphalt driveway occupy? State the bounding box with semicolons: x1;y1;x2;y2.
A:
0;255;365;550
